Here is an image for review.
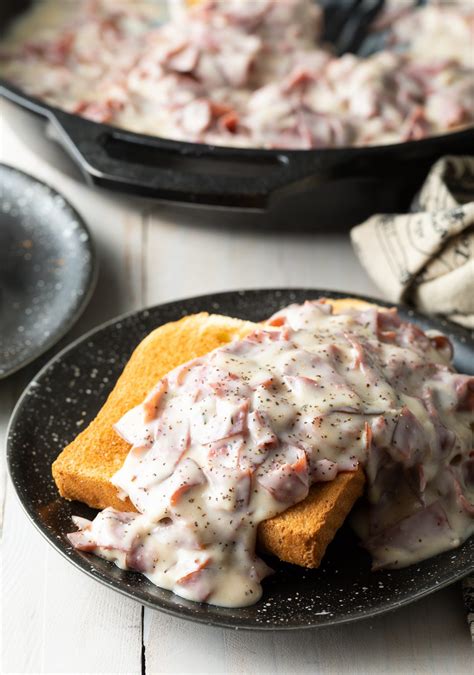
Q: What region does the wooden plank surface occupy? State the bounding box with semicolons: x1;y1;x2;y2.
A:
1;105;144;675
144;584;472;675
1;100;472;674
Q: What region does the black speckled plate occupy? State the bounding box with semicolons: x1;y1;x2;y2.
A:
7;289;474;630
0;163;96;379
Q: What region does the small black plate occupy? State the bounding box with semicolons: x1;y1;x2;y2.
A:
7;289;474;630
0;163;96;378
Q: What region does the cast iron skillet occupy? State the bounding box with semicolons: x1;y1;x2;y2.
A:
1;1;473;219
7;289;474;630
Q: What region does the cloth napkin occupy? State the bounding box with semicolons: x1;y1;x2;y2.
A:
351;155;474;329
352;155;474;638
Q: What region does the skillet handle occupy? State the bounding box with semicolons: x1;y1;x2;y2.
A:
50;111;328;210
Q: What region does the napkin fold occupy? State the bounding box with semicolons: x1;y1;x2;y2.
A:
351;156;474;328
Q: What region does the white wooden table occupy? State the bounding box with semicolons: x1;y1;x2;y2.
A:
1;101;472;675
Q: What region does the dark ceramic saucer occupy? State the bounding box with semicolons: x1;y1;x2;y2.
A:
7;289;474;629
0;163;96;378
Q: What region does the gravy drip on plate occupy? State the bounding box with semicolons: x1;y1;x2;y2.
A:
68;301;474;607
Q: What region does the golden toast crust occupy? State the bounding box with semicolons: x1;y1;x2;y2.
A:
259;468;365;567
52;299;373;567
52;312;255;511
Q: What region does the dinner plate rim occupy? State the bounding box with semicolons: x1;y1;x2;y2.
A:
0;162;98;379
6;287;474;630
6;483;474;631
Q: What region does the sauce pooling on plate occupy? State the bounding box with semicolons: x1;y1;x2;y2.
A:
69;301;473;607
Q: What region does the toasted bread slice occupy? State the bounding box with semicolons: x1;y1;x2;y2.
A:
259;468;365;567
52;312;256;512
53;299;372;567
